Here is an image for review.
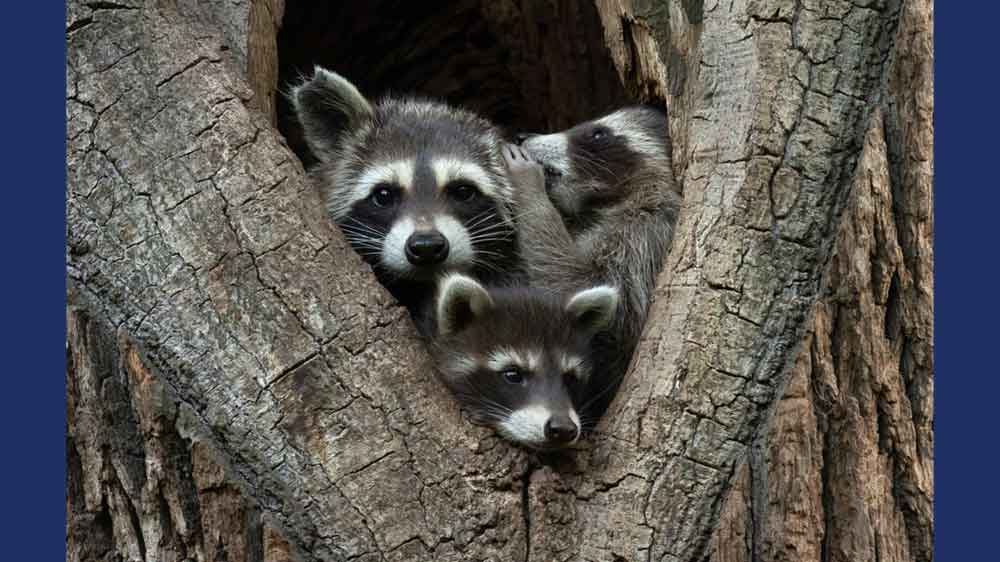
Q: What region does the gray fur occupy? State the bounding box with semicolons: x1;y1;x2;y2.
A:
509;106;681;419
290;66;374;162
289;68;520;333
292;70;514;223
437;273;495;336
431;275;618;449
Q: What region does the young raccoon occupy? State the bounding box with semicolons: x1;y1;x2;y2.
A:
291;67;518;332
508;106;681;421
431;274;618;449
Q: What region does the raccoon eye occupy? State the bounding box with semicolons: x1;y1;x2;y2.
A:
448;182;480;203
501;368;525;385
591;127;609;141
370;184;399;208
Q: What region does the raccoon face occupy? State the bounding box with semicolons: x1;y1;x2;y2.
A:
516;106;670;219
291;67;515;282
431;275;619;450
333;155;512;282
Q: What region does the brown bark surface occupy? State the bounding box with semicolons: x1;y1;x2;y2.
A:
66;1;929;561
704;2;934;561
67;309;298;562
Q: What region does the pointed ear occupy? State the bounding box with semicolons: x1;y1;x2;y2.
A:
565;285;619;333
437;274;494;336
290;66;374;161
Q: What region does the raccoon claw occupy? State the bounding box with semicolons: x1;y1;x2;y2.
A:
503;142;536;166
503;143;545;194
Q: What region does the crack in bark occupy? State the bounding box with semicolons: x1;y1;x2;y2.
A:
156;56;210;89
85;1;139;10
67;16;94;34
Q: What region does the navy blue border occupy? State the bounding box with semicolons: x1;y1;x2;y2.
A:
936;1;999;559
0;3;67;558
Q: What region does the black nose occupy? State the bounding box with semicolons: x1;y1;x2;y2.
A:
405;231;449;265
514;132;538;145
544;416;579;444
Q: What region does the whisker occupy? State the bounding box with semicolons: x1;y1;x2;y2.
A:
340;217;388;237
468;222;513;235
579;370;630;414
468;236;514;245
467;391;513;414
464;210;498;230
454;386;514;417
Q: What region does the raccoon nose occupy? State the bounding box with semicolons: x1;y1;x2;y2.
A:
514;132;537;145
405;232;449;265
544;416;579;444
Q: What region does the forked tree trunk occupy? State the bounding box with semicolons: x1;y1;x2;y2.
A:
66;1;932;561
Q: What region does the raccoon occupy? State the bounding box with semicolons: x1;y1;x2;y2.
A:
290;67;519;332
507;106;681;422
431;273;619;449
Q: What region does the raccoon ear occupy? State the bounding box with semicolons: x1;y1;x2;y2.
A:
437;274;494;336
565;285;619;333
290;66;374;162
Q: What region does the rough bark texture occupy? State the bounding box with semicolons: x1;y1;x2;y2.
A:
67;308;298;562
66;1;930;561
706;2;934;561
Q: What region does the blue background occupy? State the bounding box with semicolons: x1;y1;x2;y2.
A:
1;1;991;559
1;3;67;558
934;1;999;559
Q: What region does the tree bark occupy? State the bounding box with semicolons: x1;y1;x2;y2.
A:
706;2;933;561
66;1;929;561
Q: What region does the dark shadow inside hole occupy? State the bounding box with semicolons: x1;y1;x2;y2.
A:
276;0;634;166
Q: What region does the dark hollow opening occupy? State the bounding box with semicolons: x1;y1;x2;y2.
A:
276;0;634;166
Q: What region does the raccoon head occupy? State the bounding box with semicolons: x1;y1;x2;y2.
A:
431;274;619;450
291;67;515;283
516;106;670;221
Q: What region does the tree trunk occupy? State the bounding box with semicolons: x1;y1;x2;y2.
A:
66;1;931;561
706;2;934;561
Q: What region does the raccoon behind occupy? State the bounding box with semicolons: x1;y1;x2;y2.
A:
511;106;682;422
290;68;520;333
431;273;619;450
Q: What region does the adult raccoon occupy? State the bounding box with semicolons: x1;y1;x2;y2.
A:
291;67;519;333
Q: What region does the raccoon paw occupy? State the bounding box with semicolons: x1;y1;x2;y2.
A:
503;143;546;195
